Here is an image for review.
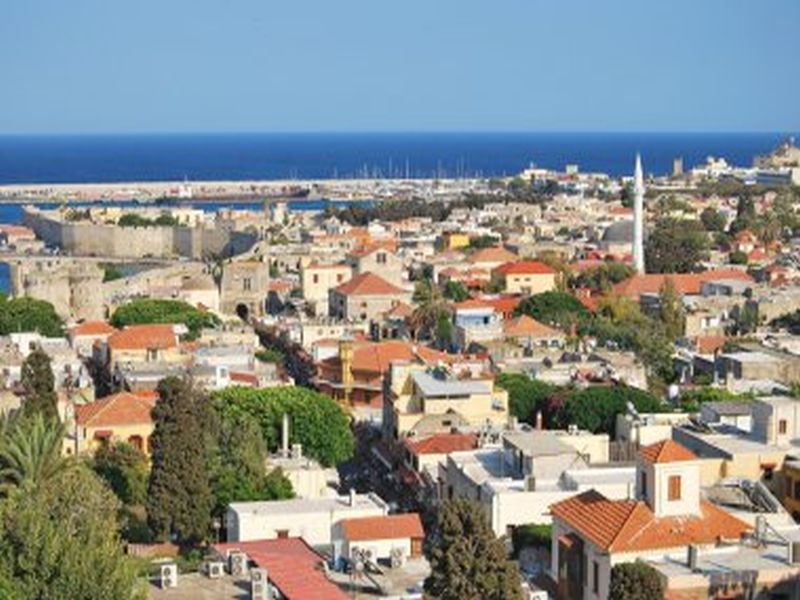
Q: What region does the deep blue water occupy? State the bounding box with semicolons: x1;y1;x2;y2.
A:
0;132;794;184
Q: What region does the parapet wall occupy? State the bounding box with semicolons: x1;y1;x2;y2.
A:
24;207;257;259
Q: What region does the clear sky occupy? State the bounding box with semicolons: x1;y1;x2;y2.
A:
1;0;798;134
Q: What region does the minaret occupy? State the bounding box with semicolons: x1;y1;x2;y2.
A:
632;153;646;274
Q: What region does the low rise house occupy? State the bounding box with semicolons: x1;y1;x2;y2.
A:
491;260;557;295
100;324;183;370
346;243;405;287
301;262;352;316
334;513;425;562
549;440;754;600
328;272;411;322
67;320;117;358
385;363;510;440
71;391;156;455
452;299;502;350
225;491;388;545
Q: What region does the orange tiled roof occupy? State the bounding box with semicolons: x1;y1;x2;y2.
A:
503;315;561;338
638;440;696;464
384;301;413;319
74;392;155;427
468;246;517;265
405;433;477;455
454;298;494;311
493;260;556;276
340;513;424;542
0;225;36;237
322;340;449;375
70;321;117;337
107;324;178;351
612;269;753;299
333;272;406;296
480;295;523;316
550;489;750;553
695;334;727;355
348;239;397;257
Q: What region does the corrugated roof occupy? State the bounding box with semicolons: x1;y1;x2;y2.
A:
213;538;348;600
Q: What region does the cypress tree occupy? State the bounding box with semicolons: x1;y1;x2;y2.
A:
20;346;58;420
424;500;523;600
147;376;213;544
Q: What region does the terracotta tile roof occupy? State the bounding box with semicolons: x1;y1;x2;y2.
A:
695;334;727;355
405;433;477;455
74;392;155;427
468;246;517;265
550;490;750;553
70;321;117;337
230;371;259;386
383;301;413;319
340;513;424;542
639;440;696;464
454;298;495;311
503;315;561;338
333;272;406;296
480;295;523;316
0;225;36;237
107;324;178;351
321;340;450;375
213;538;348;600
348;240;397;257
493;260;557;276
612;269;753;299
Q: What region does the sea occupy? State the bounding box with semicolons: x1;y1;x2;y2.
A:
0;131;795;294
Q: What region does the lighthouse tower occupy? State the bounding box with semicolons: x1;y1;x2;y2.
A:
632;154;646;274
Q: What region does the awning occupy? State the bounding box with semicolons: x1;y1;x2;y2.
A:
94;429;113;439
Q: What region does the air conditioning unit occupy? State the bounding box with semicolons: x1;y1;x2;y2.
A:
206;561;225;579
390;547;406;569
567;424;579;435
251;567;270;600
160;563;178;589
229;551;249;576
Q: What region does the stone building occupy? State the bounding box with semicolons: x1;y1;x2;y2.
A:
220;258;270;319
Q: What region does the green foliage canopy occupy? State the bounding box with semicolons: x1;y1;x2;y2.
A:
495;373;555;424
111;298;220;340
0;295;64;337
515;291;589;329
609;561;664;600
212;386;355;467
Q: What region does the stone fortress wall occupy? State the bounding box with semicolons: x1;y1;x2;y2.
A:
23;206;257;260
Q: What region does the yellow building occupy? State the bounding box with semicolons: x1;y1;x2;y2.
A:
385;362;509;440
440;232;471;250
491;260;557;295
72;391;156;456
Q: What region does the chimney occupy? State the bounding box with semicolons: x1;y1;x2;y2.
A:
281;413;289;458
348;488;357;506
291;443;303;459
535;411;543;430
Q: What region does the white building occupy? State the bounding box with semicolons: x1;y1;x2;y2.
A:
225;491;388;545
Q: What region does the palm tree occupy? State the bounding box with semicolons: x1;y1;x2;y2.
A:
410;278;451;342
0;413;72;494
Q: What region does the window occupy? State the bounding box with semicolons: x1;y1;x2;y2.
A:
337;274;344;282
313;274;319;284
668;475;682;501
243;278;252;291
276;530;289;539
377;252;387;264
779;419;788;435
640;472;647;497
794;479;800;500
592;561;599;594
582;553;588;586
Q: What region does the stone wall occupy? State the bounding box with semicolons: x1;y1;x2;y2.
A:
24;207;257;259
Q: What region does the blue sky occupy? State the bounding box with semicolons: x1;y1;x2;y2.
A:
1;0;798;134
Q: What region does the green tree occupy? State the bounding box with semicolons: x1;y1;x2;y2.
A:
117;213;153;227
645;218;709;273
553;386;663;436
212;386;354;467
0;413;72;494
20;347;59;420
496;373;555;424
0;464;143;600
515;291;589;330
111;298;220;340
92;442;149;506
147;377;213;544
659;278;685;341
700;206;726;232
411;278;451;342
209;414;293;517
729;250;748;265
0;295;64;337
424;500;522;600
443;280;469;302
730;195;756;235
609;561;664;600
571;262;634;291
102;264;125;282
